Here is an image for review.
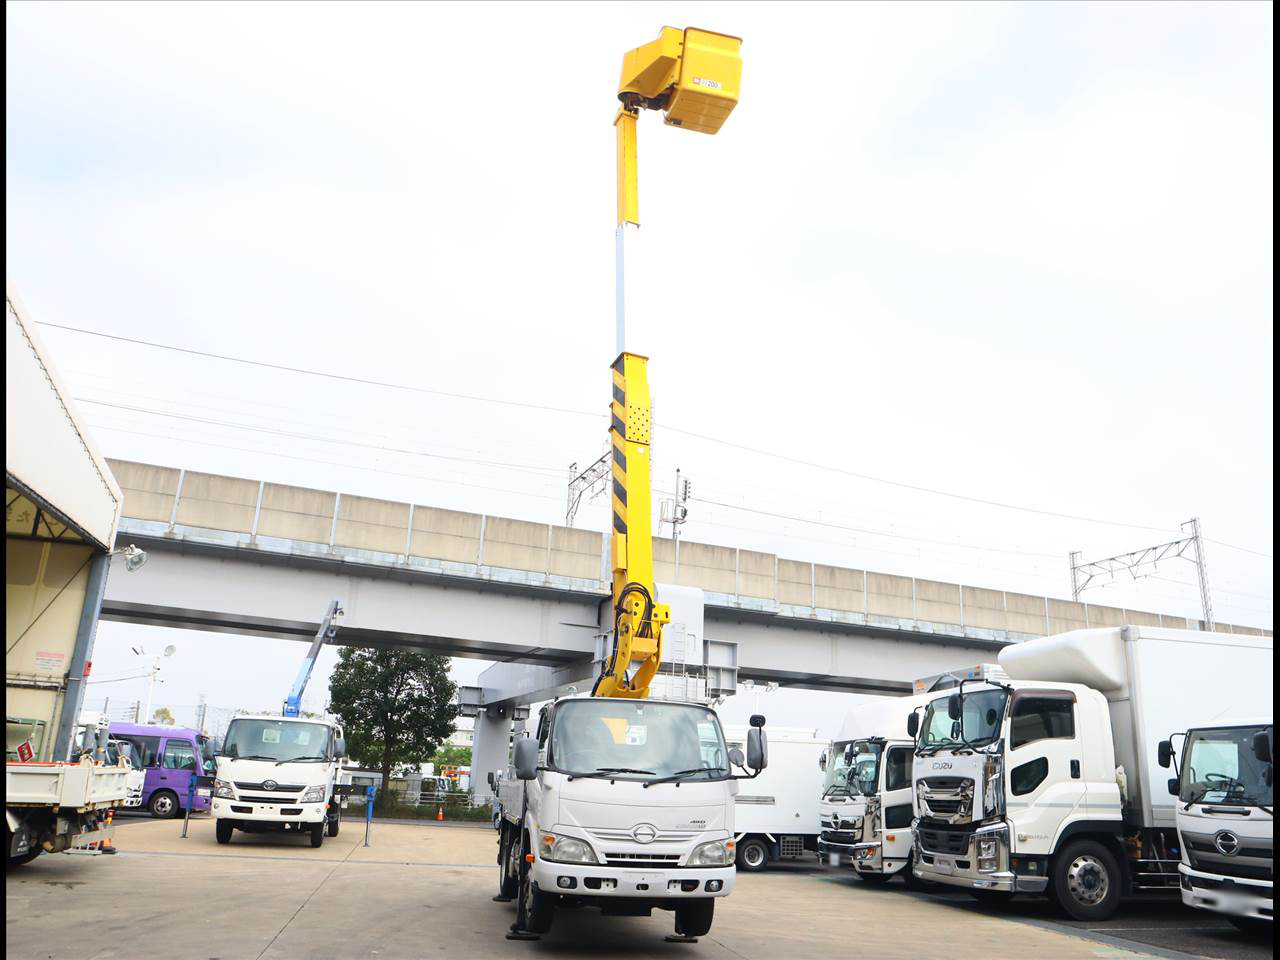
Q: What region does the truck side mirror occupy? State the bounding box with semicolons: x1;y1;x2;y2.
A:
1167;777;1179;796
947;695;961;721
1252;730;1272;764
749;714;766;729
907;712;919;738
728;747;745;768
1157;740;1173;768
334;737;346;758
487;771;496;790
513;738;538;781
747;728;768;771
818;750;827;772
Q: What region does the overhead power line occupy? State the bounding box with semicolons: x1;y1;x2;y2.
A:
40;320;1273;556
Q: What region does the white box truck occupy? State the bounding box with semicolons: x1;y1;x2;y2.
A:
1159;717;1272;933
909;626;1272;921
495;695;768;939
724;726;823;871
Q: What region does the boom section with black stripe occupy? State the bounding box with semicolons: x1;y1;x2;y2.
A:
593;351;669;699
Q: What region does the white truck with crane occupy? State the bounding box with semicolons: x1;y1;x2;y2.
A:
210;601;352;847
908;625;1272;921
1159;717;1272;933
6;283;132;866
494;26;756;942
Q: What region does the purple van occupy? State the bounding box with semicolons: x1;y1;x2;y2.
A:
108;723;215;818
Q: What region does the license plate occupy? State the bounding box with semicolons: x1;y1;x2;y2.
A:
933;857;956;875
197;789;211;797
829;854;841;867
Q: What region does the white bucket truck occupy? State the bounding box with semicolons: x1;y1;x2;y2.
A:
211;714;350;847
909;626;1272;920
495;696;767;939
1159;717;1272;933
726;726;823;871
818;692;937;883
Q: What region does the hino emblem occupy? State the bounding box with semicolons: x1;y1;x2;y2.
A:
1213;831;1241;856
632;823;658;844
262;780;278;791
931;761;953;770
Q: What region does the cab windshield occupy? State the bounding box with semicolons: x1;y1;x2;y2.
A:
846;740;882;796
823;740;854;796
549;700;729;782
1180;725;1273;808
918;689;1008;753
223;719;333;763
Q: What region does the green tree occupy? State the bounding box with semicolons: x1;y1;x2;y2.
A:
152;707;175;725
429;744;472;769
327;648;458;807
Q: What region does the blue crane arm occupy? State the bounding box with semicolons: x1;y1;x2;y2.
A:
283;600;343;717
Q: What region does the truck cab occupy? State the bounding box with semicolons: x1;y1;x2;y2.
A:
495;695;766;939
1161;719;1273;933
211;714;349;848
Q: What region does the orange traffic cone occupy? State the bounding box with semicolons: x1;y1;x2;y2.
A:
436;805;445;821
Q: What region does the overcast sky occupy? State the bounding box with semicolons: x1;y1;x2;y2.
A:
6;1;1273;738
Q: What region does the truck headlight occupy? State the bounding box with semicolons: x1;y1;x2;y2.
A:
977;827;1006;873
301;785;327;803
537;831;599;864
688;839;734;866
213;779;235;799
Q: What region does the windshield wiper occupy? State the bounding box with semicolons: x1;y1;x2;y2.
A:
276;756;330;765
643;767;715;788
232;754;277;762
595;767;655;775
560;767;654;782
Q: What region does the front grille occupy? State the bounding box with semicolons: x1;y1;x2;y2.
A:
821;830;858;845
917;827;970;856
589;827;698;844
234;781;305;792
604;853;682;868
925;798;964;815
1188;841;1272;860
239;795;300;804
1190;875;1274;900
1187;851;1273;882
923;777;967;791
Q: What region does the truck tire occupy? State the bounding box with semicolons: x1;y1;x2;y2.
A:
149;790;179;819
498;825;519;898
902;851;935;890
674;899;715;937
309;822;325;848
216;819;234;844
1048;840;1121;921
326;803;340;837
736;837;770;872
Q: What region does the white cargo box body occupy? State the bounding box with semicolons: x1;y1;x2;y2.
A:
6;760;129;809
834;693;937;745
724;729;824;837
999;626;1273;830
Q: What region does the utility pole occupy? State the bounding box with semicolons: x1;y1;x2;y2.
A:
1069;518;1213;629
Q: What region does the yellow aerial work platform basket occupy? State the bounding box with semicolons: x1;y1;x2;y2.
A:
618;27;742;136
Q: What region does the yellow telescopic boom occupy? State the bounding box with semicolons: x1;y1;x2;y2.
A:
593;27;742;699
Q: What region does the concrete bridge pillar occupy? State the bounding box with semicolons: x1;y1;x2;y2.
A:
470;706;514;803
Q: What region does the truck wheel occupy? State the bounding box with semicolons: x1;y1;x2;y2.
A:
309;821;325;848
1048;840;1120;921
675;899;715;938
216;820;234;844
149;790;179;819
326;804;340;837
736;838;769;872
518;848;555;934
902;852;935;890
498;826;519;898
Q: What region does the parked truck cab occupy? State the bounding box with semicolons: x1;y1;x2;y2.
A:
496;695;766;939
1160;719;1273;933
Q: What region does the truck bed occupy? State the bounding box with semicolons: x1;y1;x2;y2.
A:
6;760;130;810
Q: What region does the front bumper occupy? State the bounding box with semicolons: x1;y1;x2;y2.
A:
1180;864;1273;921
913;822;1048;894
530;857;735;900
212;798;328;824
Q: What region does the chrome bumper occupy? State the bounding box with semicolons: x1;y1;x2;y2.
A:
912;821;1048;894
